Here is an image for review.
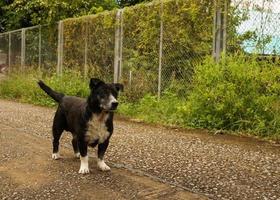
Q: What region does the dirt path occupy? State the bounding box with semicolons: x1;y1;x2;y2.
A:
0;122;204;200
0;99;279;200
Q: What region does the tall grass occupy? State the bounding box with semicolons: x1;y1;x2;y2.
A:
0;70;89;107
1;56;280;140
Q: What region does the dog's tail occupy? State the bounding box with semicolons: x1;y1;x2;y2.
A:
38;80;64;103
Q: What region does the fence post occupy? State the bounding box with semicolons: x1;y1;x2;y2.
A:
157;0;163;99
212;0;217;59
21;28;26;70
114;10;121;83
223;0;228;55
84;21;88;77
8;32;11;72
38;25;42;70
57;21;63;75
213;0;222;62
213;0;228;62
119;9;123;81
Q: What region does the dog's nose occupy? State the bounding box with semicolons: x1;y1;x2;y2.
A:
111;102;119;110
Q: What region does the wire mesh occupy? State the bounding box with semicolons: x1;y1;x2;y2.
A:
86;11;117;82
25;26;40;69
0;33;9;73
2;0;264;101
161;0;213;98
10;30;22;71
121;2;161;101
63;18;86;73
40;24;58;74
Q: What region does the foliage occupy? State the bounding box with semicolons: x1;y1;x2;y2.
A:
120;55;280;140
62;10;117;82
118;91;185;125
181;55;280;137
0;69;89;106
120;0;215;98
0;0;118;32
1;55;280;141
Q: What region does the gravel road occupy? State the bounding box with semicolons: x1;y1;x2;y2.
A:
0;99;279;200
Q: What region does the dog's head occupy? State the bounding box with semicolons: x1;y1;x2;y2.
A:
88;78;124;112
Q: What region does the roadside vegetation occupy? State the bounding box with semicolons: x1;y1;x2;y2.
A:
1;0;279;141
1;55;280;141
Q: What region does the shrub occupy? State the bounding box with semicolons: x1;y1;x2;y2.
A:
181;56;280;137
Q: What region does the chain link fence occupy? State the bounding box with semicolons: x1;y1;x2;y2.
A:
1;0;280;101
121;2;160;100
0;24;58;73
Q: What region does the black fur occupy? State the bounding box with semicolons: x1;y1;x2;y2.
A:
38;78;123;173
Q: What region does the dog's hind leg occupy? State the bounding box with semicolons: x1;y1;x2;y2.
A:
52;110;66;160
52;126;63;160
71;135;80;158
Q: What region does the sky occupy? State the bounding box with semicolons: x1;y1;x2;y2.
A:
232;0;280;13
232;0;280;54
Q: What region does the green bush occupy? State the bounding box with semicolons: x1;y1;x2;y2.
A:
181;56;280;137
119;55;280;140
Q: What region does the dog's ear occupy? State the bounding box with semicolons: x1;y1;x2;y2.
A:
113;83;124;92
89;78;104;90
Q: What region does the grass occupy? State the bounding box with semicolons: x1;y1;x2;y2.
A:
1;56;280;142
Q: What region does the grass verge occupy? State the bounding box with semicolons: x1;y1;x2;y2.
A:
1;56;280;142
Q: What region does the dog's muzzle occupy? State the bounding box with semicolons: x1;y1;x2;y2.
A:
110;102;119;110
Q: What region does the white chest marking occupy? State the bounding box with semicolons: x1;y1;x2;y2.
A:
86;113;110;144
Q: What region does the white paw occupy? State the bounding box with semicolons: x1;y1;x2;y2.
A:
79;156;89;174
97;159;111;171
79;166;90;174
75;152;80;158
52;153;60;160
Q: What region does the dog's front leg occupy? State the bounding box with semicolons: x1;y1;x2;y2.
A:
78;137;89;174
97;139;111;171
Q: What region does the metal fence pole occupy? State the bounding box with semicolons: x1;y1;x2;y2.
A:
57;21;63;75
119;9;123;81
213;0;228;62
157;0;163;99
212;1;217;59
222;0;228;55
38;25;42;70
215;2;222;62
21;28;26;70
114;10;121;83
84;21;88;77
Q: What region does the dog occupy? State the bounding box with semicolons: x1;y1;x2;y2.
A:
38;78;123;174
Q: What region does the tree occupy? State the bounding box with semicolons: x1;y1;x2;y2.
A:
0;0;118;32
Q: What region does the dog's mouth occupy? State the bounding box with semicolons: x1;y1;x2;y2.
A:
100;102;119;112
101;106;118;113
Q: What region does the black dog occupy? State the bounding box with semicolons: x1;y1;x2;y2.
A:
38;78;123;174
